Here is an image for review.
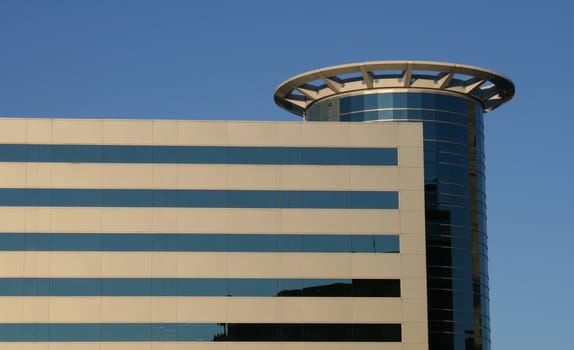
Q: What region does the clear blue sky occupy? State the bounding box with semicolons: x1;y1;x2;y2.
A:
0;1;572;348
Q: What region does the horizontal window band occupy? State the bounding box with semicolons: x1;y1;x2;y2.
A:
0;145;397;166
0;278;401;297
0;189;399;209
0;323;401;342
0;233;399;253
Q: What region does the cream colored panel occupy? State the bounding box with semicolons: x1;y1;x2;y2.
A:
398;167;424;190
0;207;399;234
226;122;277;146
398;123;423;147
0;163;27;187
50;253;102;277
177;120;228;146
349;122;399;147
26;164;52;188
401;298;427;322
399;191;425;211
398;147;424;167
2;163;400;190
6;343;404;350
0;207;26;232
0;252;400;278
0;119;27;143
49;298;101;322
352;254;401;278
352;298;402;322
400;234;426;255
301;123;350;147
151;297;177;322
402;322;429;344
51;208;102;232
152;120;178;145
103;164;153;188
51;163;103;188
276;122;303;146
399;210;425;234
27;118;53;144
52;119;103;144
400;255;427;278
401;278;428;299
103;120;153;145
0;297;403;323
403;344;429;350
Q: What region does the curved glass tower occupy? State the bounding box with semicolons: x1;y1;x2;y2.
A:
274;61;514;350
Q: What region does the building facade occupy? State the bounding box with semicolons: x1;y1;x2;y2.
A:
0;119;428;350
274;61;515;350
0;60;514;350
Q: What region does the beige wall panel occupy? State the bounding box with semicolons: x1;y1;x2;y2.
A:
0;343;403;350
0;163;27;187
100;298;151;322
0;208;399;234
400;255;427;278
349;123;399;147
399;210;425;235
177;121;228;146
103;120;153;145
402;344;429;350
27;119;53;144
0;252;24;276
398;168;424;190
103;164;153;188
352;298;402;322
102;208;152;232
52;119;103;144
49;298;102;322
23;297;50;323
0;252;401;278
226;122;277;146
281;210;399;234
401;278;428;299
401;298;427;323
152;120;178;145
398;147;424;168
0;297;396;323
300;123;350;147
400;234;426;255
399;191;425;211
23;252;51;276
176;298;228;322
276;122;303;146
26;164;52;188
51;163;103;188
0;119;27;143
0;208;26;232
2;163;401;191
51;208;102;232
398;123;423;147
351;254;401;278
50;253;102;277
226;165;279;189
402;322;429;344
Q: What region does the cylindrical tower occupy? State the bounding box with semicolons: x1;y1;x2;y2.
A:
274;61;514;350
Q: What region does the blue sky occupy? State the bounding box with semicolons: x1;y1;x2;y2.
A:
0;0;573;348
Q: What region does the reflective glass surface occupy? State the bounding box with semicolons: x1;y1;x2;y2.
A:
307;92;490;350
0;323;401;342
0;144;397;166
0;189;399;209
0;233;400;253
0;278;400;297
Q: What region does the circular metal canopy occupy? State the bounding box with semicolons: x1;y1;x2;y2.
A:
274;60;515;117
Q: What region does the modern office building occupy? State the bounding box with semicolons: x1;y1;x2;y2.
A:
0;61;513;350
